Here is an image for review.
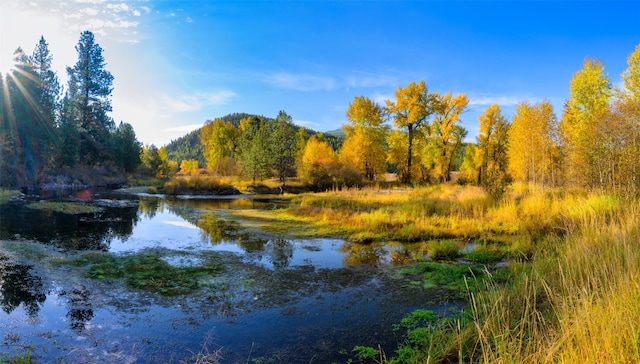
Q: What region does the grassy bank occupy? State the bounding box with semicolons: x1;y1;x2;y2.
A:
231;183;637;362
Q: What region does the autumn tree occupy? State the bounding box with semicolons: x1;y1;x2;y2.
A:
299;135;337;190
66;31;115;163
560;58;612;189
507;100;560;187
385;80;435;183
201;118;239;175
429;92;469;182
271;110;297;187
476;104;510;199
179;159;199;175
341;96;388;180
622;43;640;100
141;145;176;178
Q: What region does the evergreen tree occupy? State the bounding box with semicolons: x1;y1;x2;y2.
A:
66;31;115;163
271;110;297;187
113;122;142;172
239;116;272;183
30;36;61;170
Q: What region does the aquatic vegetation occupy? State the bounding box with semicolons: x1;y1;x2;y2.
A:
26;202;102;214
0;349;32;364
65;251;222;296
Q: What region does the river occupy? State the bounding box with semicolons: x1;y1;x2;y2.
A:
0;189;462;363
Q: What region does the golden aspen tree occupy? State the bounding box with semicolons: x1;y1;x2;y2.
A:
477;104;510;199
507;100;559;187
201;119;239;175
459;144;479;183
622;43;640;99
299;135;337;189
178;159;199;175
430;92;469;182
385;81;435;183
560;58;612;189
342;96;388;181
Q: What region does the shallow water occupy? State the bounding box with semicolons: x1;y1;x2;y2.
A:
0;190;463;363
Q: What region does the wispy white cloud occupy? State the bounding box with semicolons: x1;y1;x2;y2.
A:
160;90;237;113
163;124;204;133
264;72;337;92
293;119;322;129
468;95;523;107
13;0;150;43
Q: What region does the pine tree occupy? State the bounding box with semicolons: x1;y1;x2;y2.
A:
271;110;297;187
66;31;115;163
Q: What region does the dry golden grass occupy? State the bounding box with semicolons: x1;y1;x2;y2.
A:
468;198;640;363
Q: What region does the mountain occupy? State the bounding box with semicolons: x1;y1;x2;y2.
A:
164;113;345;166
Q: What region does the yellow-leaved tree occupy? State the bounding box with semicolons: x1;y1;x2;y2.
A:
299;135;337;189
200;119;239;175
385;81;436;183
560;58;612;189
622;43;640;100
341;96;388;181
477;104;510;199
507;100;560;188
429;92;469;182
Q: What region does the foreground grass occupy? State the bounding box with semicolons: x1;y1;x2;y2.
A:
231;183;638;362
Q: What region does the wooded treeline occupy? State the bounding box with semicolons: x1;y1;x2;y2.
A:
3;32;639;197
0;31;141;189
169;43;640;198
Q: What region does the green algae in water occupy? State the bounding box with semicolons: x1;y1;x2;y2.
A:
27;202;103;214
65;251;223;296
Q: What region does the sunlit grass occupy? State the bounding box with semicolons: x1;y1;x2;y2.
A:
463;199;640;363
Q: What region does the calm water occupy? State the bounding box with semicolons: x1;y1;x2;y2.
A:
0;190;462;363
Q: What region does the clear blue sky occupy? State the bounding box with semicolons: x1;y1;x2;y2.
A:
2;0;639;146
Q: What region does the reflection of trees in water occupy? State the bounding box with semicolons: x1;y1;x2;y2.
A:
0;255;46;317
0;202;140;251
64;285;94;334
138;196;164;219
197;214;240;245
265;239;293;269
340;242;388;266
237;238;268;253
340;241;431;266
388;242;430;265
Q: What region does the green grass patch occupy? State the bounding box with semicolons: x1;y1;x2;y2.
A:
63;251;222;296
398;261;484;291
463;244;506;264
26;202;102;214
429;240;461;261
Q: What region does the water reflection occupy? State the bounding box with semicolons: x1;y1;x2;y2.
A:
0;255;46;317
64;285;94;334
0;199;139;251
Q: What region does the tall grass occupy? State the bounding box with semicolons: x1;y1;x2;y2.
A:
467;198;640;363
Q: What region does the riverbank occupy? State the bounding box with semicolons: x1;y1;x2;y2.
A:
225;184;639;362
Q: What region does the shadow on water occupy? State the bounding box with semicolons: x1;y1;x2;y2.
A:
0;189;467;363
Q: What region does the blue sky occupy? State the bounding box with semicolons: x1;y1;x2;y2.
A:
2;1;640;146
